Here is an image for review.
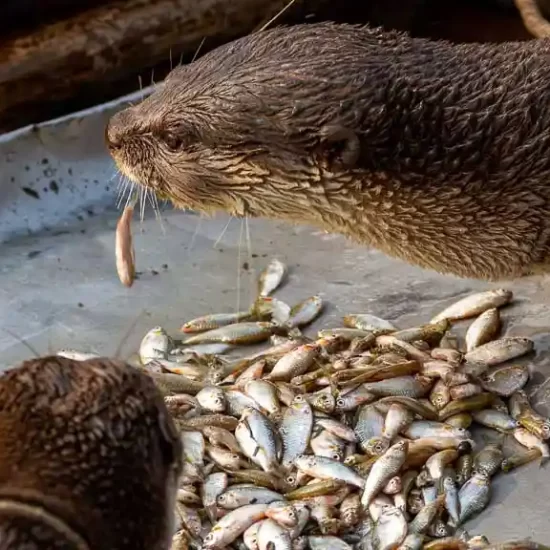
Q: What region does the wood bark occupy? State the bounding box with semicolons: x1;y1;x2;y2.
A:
0;0;328;131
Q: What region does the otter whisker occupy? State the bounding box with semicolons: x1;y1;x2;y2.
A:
169;48;173;71
245;215;255;308
255;0;298;33
149;190;166;234
191;37;206;63
214;216;233;249
187;215;204;256
151;68;156;86
236;218;245;314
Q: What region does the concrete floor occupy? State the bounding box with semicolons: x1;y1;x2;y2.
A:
2;89;550;542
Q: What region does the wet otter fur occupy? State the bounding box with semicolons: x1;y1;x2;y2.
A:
106;22;550;281
0;356;182;550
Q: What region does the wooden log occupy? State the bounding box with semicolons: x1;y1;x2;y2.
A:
0;0;329;132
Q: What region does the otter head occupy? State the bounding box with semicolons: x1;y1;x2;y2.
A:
105;23;368;223
0;356;182;550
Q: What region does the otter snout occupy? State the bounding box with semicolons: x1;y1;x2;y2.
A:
105;108;133;151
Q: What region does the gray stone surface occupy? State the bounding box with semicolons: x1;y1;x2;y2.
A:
1;88;550;543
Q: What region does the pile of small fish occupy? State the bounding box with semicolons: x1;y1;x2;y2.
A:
59;259;550;550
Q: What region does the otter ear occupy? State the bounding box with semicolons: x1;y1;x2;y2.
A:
319;124;360;169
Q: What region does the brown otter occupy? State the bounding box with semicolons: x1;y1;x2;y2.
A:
0;356;182;550
106;22;550;282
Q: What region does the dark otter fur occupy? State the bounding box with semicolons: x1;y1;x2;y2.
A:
106;22;550;281
0;356;182;550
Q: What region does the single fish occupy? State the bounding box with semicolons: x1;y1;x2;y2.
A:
294;455;366;489
501;448;542;473
339;493;362;527
431;347;463;366
217;486;283;509
176;502;202;537
442;473;461;526
375;396;439;421
202;504;269;549
354;404;389;456
426;449;459;480
150;372;205;396
226;390;262;417
343;314;398;333
479;364;529;397
443;413;472;430
234;360;267;389
139;326;172;364
258;258;287;297
404;421;470;441
311;430;347;461
315;417;357;442
382;403;414;440
181;430;205;468
450;383;483;400
196;386;227;413
471;409;519;432
430;289;513;323
363;375;432;398
463;337;534;367
517;411;550;441
473;443;503;477
318;328;372;340
287;296;324;328
309;537;352;550
235;407;280;473
115;193;137;288
284;480;344;500
361;441;409;506
201;472;228;523
266;501;299;528
465;308;501;352
456;453;473;487
408;494;445;534
335;385;376;412
258;519;292;550
393;470;417;514
390;319;450;347
287;502;310;539
202;426;242;454
513;427;550;463
230;470;282;491
243;522;262;550
382;476;401;495
244;379;280;415
267;344;319;382
181;311;254;333
280;397;314;468
438;393;495;421
372;505;408;550
458;472;491;525
206;445;243;470
183;322;275;346
423;538;467;550
307;390;336;414
178;414;238;431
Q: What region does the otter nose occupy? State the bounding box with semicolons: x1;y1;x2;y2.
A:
105;108;135;150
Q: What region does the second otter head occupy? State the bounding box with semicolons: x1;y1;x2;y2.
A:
105;23;373;222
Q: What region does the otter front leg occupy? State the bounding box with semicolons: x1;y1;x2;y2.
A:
319;125;360;168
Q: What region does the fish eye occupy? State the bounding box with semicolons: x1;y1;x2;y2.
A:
287;475;296;484
336;399;346;407
218;494;226;501
295;395;304;402
332;453;341;461
544;424;550;433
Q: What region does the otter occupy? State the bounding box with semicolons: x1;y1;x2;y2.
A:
106;22;550;282
0;356;182;550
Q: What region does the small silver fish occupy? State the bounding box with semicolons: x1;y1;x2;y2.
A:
354;404;389;456
139;326;172;364
442;473;461;526
308;537;353;550
56;349;100;361
217;486;283;509
287;296;324;328
258;259;287;297
235;408;280;473
294;455;366;488
258;519;292;550
373;505;408;550
267;343;319;382
196;386;227;413
465;308;501;352
244;379;280;415
382;403;414;441
464;337;534;367
201;472;228;523
361;441;409;507
473;443;503;477
479;364;529;397
203;504;269;549
458;472;491;525
471;409;519;432
266;501;299;528
181;311;254;333
343;314;397;333
280;397;314;468
430;289;513;323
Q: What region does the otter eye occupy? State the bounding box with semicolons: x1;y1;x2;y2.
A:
161;132;184;151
